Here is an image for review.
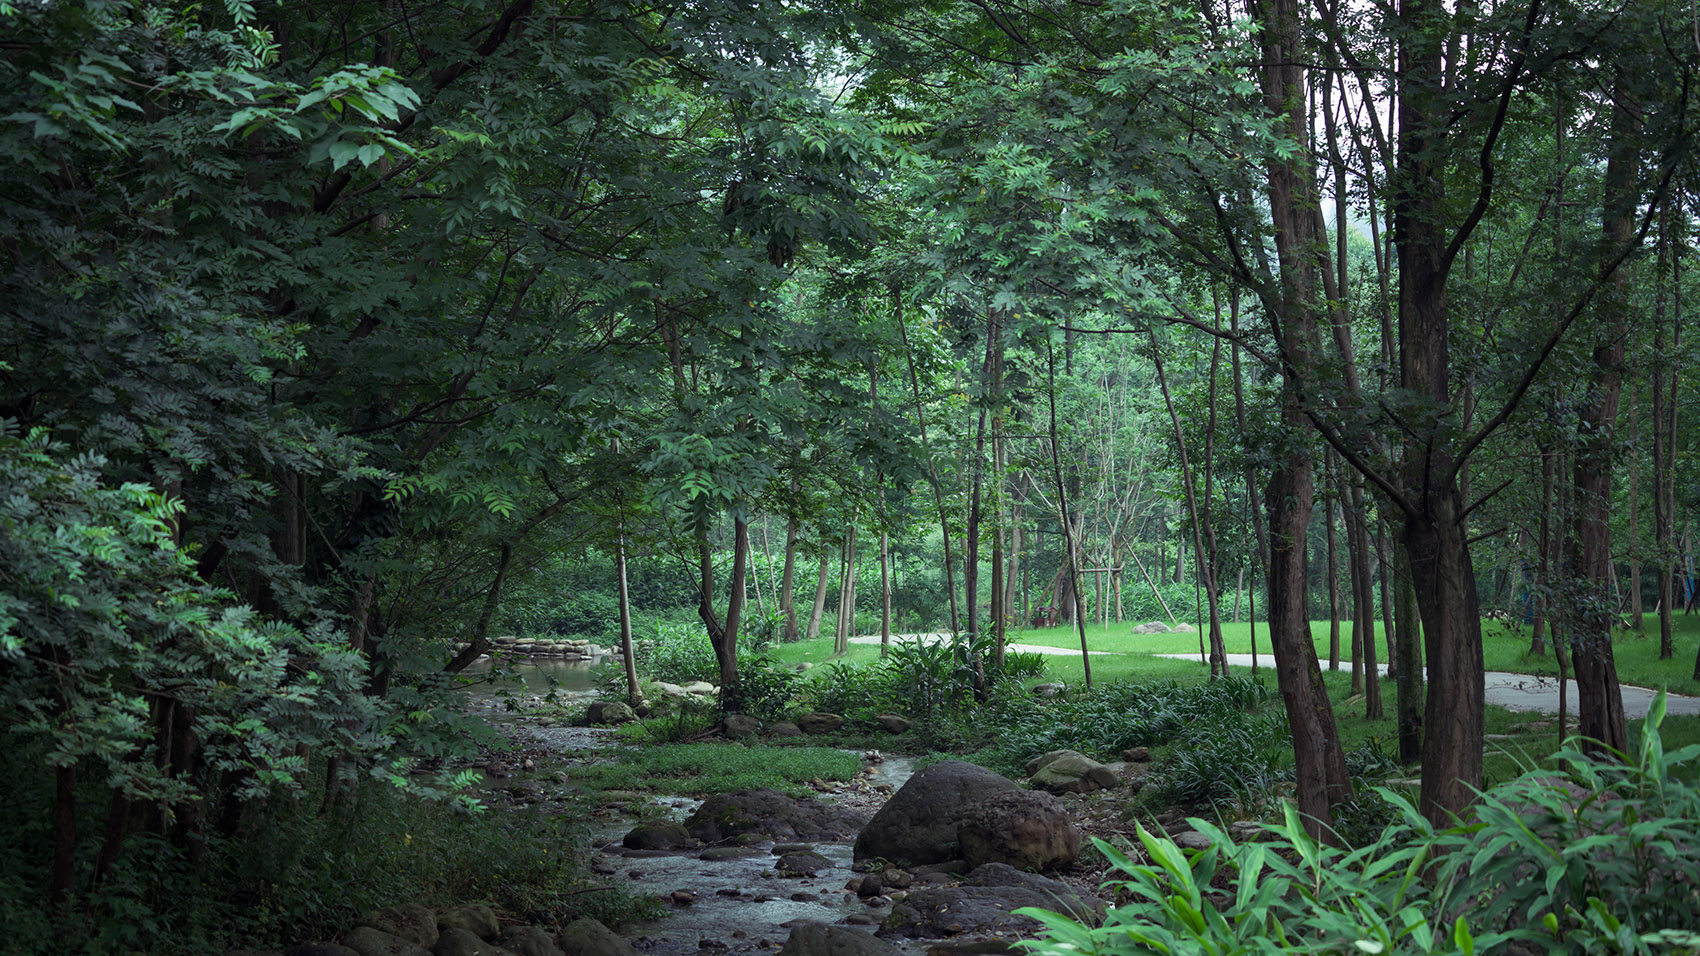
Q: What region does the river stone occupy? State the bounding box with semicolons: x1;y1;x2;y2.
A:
778;921;902;956
432;928;510;956
343;927;433;956
500;926;564;956
289;946;358;956
438;904;501;940
875;714;912;734
685;788;866;843
774;850;833;876
356;905;439;948
796;712;845;734
722;713;761;738
700;846;766;860
1028;753;1118;794
853;761;1019;866
624;820;691;850
558;919;635;956
957;790;1080;871
586;701;636;724
877;864;1100;939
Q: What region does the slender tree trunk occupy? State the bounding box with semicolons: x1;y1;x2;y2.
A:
806;551;829;640
1654;199;1679;659
1047;339;1092;690
896;288;961;633
1152;330;1225;676
1326;457;1345;676
616;530;640;706
780;512;799;642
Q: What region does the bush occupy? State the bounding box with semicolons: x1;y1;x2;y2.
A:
737;654;805;723
633;621;719;684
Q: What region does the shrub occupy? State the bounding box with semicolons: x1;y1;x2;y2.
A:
737;654;806;723
633;621;719;684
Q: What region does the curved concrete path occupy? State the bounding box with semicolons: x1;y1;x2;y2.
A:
1156;653;1700;719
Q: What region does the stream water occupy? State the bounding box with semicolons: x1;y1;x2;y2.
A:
464;661;924;954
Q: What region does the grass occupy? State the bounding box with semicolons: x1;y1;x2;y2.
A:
566;742;863;797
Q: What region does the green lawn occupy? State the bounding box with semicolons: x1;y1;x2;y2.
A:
760;616;1700;786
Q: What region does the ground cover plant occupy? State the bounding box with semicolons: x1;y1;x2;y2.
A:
1016;694;1700;956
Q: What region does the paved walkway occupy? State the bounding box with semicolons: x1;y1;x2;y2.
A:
846;632;1110;656
1156;653;1700;719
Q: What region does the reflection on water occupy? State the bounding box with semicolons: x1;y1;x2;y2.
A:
460;656;612;694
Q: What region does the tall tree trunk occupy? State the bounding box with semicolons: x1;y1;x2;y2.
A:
1152;330;1225;676
1567;71;1637;755
1252;0;1350;838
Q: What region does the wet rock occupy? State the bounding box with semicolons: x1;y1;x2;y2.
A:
855;873;882;898
875;715;912;734
1028;753;1118;794
357;904;439;948
623;821;692;850
773;843;817;855
500;926;565;956
778;921;903;956
559;919;636;956
344;927;433;956
438;904;501;940
853;762;1019;866
776;851;834;876
878;866;912;890
700;846;767;861
686;789;867;843
796;712;845;734
670;891;697;905
791;892;819;902
957;790;1080;872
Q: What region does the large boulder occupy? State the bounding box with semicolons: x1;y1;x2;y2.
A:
1028;752;1118;794
778;922;903;956
342;927;433;956
684;788;866;843
438;905;501;941
500;927;564;956
853;761;1019;865
586;701;636;724
875;715;912;734
557;920;635;956
721;713;761;738
957;790;1080;871
356;905;439;948
432;928;510;956
774;850;834;876
876;863;1102;939
796;712;845;734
